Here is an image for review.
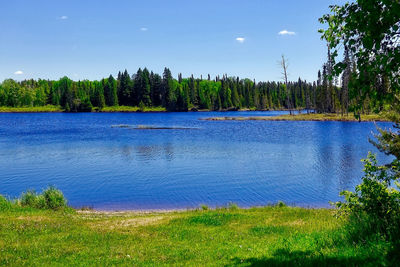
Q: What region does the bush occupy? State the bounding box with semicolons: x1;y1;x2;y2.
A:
228;202;239;210
0;195;12;211
138;101;146;112
20;187;67;210
43;187;67;209
200;204;209;211
277;201;287;208
336;153;400;242
21;190;41;208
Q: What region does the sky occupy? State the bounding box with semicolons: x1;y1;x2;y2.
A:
0;0;347;83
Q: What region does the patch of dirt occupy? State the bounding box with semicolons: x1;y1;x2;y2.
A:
115;216;165;228
86;215;176;230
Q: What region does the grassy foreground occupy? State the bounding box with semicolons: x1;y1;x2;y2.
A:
0;205;393;266
204;113;390;122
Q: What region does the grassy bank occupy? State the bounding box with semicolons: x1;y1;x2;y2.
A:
0;105;64;113
0;204;393;265
100;106;166;112
203;113;390;122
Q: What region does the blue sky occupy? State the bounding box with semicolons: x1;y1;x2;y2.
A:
0;0;347;82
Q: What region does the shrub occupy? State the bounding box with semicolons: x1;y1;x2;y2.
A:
20;187;67;210
0;195;12;211
277;201;287;208
138;101;146;112
43;187;67;209
200;204;209;211
336;153;400;242
20;190;40;208
228;202;239;210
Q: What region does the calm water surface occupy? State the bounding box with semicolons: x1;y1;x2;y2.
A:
0;111;392;210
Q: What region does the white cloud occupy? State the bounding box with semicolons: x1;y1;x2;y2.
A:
14;70;23;75
236;37;245;43
60;15;68;20
278;30;296;35
140;27;148;31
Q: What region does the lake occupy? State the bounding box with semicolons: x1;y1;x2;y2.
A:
0;111;392;210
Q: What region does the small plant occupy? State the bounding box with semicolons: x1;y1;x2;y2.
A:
0;195;12;211
20;187;67;210
43;187;67;210
228;202;239;210
277;201;287;208
138;101;146;112
200;204;209;211
20;190;42;208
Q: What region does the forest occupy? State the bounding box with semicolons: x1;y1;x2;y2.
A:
0;62;381;113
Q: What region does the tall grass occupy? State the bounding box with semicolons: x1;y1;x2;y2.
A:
0;186;67;210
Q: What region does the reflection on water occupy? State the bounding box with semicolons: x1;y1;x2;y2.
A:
0;111;392;210
132;144;175;162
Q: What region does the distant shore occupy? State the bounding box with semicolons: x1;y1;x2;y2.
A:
0;105;166;113
0;105;292;113
202;113;391;122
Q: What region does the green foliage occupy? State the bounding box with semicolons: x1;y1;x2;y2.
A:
371;121;400;159
200;204;209;211
0;68;323;113
138;101;145;112
227;202;239;210
0;105;63;112
319;0;400;113
0;195;12;211
335;153;400;242
277;201;287;208
321;3;400;252
20;190;45;209
80;97;93;112
43;187;67;210
20;187;67;210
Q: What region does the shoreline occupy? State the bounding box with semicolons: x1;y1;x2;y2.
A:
0;107;391;123
202;113;391;122
0;106;297;113
75;203;333;214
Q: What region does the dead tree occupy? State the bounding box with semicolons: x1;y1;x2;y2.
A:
280;55;292;115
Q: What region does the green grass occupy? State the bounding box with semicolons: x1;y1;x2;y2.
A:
204;113;390;122
0;204;393;266
0;105;64;112
100;106;166;112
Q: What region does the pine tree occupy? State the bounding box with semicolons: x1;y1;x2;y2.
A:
341;46;351;115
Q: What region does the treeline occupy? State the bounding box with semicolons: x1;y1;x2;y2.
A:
0;67;368;112
314;46;390;115
0;68;314;112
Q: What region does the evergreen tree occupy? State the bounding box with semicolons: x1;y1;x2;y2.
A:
104;75;118;106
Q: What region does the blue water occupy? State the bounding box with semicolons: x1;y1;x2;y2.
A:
0;111;392;210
